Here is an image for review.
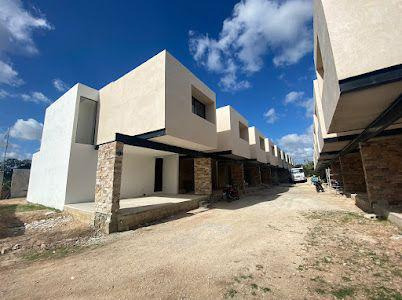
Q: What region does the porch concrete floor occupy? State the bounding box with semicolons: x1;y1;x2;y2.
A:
66;194;205;212
64;194;207;223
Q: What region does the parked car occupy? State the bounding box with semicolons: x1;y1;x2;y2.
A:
290;167;306;183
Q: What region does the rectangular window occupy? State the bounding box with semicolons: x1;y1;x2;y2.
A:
192;97;206;119
239;122;249;142
259;137;265;151
75;97;97;145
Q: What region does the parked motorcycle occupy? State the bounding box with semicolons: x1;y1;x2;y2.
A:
222;185;240;202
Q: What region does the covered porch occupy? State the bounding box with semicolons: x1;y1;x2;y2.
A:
65;193;208;231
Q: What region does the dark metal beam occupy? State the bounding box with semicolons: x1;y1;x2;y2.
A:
338;94;402;157
340;64;402;94
318;93;402;171
323;127;402;143
133;128;166;140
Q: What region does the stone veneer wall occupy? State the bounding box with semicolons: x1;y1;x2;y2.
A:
271;168;279;185
261;167;272;185
231;162;245;193
330;159;343;185
339;152;367;194
194;157;212;195
360;135;402;207
246;164;262;186
94;141;124;233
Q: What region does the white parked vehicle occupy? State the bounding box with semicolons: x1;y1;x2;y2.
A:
290;167;306;183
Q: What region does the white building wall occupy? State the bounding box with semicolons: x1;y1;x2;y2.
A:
163;154;179;194
27;84;99;210
120;154;156;198
120;153;179;198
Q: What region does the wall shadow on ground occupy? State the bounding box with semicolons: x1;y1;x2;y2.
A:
0;204;25;239
211;184;292;210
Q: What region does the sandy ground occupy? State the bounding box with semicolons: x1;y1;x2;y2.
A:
0;183;401;299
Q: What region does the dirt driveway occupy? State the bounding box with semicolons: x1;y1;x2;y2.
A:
1;183;401;299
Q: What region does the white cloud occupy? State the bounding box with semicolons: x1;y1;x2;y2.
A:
278;124;313;163
284;91;304;104
0;60;24;86
10;118;43;140
299;97;314;117
0;88;9;98
21;91;50;104
283;90;313;117
5;151;32;160
263;107;278;124
189;0;312;91
52;78;69;92
0;0;52;55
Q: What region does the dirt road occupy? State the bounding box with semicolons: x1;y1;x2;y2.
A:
1;183;401;299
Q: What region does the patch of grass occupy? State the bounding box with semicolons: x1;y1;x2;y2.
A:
0;203;59;216
260;287;271;293
340;212;362;223
250;283;258;290
225;288;237;298
367;286;402;300
23;245;83;261
331;287;355;299
240;274;253;280
315;288;326;295
255;264;263;270
341;276;352;282
391;269;402;278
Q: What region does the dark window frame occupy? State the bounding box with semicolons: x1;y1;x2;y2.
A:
192;97;206;119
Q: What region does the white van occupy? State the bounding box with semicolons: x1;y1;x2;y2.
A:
290;167;306;183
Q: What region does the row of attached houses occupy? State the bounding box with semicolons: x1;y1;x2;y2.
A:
312;0;402;227
27;50;294;232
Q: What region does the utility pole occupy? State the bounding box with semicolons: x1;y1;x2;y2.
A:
2;127;10;172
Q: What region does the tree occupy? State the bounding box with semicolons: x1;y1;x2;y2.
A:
1;158;31;199
303;161;315;177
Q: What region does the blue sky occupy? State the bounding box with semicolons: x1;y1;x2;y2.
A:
0;0;315;163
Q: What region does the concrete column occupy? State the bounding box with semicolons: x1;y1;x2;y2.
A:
231;162;245;193
94;141;124;233
359;135;402;208
339;152;367;194
194;157;212;195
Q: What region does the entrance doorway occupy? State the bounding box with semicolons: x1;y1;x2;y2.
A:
154;158;163;192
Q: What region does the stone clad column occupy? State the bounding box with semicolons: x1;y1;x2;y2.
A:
359;135;402;208
231;162;245;193
339;152;367;194
94;141;124;233
194;157;212;195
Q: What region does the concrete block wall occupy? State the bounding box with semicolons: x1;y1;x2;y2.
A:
231;162;245;193
339;152;367;193
261;167;272;185
10;169;30;198
360;135;402;208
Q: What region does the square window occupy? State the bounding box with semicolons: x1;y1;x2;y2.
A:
259;137;265;151
192;97;206;119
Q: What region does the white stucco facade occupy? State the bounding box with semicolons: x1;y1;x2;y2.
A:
248;127;268;164
27;84;99;210
216;106;251;159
